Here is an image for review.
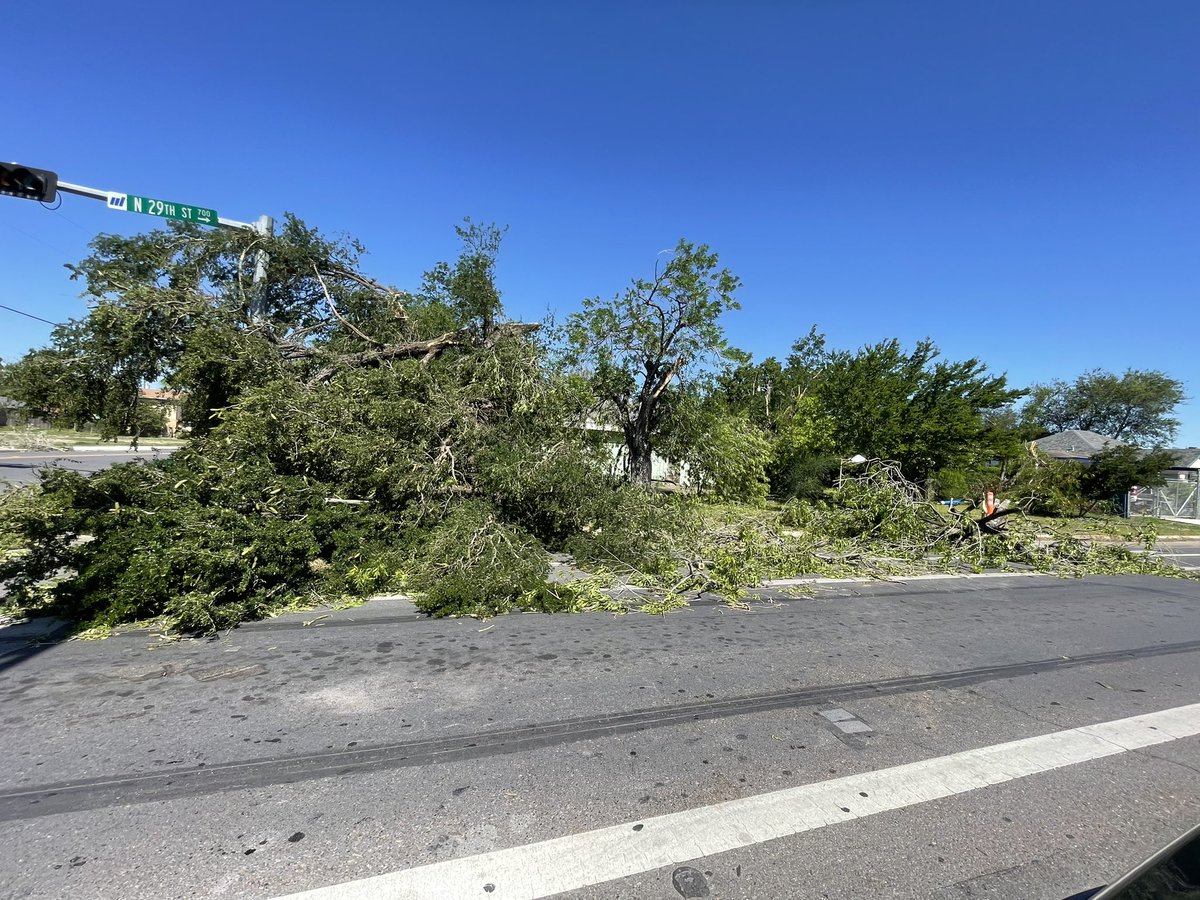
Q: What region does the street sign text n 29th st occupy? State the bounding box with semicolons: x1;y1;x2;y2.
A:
107;192;217;226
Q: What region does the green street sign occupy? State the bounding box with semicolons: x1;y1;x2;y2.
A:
106;191;217;226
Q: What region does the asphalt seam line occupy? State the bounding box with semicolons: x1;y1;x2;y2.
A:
273;702;1200;900
4;638;1199;823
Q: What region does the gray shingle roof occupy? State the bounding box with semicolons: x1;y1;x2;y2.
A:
1033;429;1123;459
1164;448;1200;469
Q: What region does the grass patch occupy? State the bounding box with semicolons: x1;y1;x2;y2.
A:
0;427;188;450
1027;514;1200;540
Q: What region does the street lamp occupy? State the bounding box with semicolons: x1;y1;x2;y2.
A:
839;453;868;482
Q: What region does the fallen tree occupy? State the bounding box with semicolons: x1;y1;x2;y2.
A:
0;222;1192;633
0;219;640;628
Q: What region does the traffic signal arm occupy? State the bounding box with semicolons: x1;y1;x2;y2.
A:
0;163;57;203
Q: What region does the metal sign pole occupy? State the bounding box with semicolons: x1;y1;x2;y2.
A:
55;179;261;232
54;179;272;292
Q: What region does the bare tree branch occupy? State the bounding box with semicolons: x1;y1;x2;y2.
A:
306;322;540;387
312;265;384;347
320;266;409;322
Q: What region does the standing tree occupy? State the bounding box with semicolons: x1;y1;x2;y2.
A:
1021;369;1185;444
713;328;837;499
565;240;742;484
813;339;1023;485
1078;445;1173;515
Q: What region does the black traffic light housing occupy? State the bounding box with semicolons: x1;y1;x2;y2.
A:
0;163;57;203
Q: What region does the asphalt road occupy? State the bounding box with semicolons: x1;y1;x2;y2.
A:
0;448;175;489
1144;540;1200;569
1;574;1198;899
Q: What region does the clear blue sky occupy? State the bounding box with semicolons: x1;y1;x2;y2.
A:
3;1;1198;440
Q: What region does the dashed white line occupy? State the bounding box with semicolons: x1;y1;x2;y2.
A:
271;701;1200;900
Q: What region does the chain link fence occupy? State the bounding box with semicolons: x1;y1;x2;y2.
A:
1129;471;1200;520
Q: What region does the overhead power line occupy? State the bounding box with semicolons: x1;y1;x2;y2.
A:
0;303;60;326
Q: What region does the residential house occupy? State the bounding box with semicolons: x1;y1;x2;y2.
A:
1032;429;1123;462
583;417;691;490
1162;448;1200;478
138;388;185;437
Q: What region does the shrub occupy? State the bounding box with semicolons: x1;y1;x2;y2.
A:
688;415;772;503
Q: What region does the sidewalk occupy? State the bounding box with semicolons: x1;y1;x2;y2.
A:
68;445;179;453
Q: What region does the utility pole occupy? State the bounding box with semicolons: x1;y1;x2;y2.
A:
252;213;273;283
250;213;274;318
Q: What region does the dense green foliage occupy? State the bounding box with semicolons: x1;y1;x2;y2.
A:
1003;444;1173;518
814;339;1023;485
1007;453;1086;517
0;217;1192;633
714;329;1023;497
0;220;629;627
1079;445;1172;513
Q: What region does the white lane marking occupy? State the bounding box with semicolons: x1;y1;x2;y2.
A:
272;702;1200;900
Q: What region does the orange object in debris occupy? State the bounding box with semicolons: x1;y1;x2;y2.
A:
984;491;996;515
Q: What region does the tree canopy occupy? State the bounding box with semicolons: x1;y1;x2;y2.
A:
564;240;742;484
713;332;1023;493
1021;369;1185;445
815;339;1024;485
0;218;1191;632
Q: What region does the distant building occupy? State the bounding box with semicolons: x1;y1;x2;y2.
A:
1161;448;1200;477
137;388;185;437
1032;429;1123;462
0;396;21;427
582;417;691;489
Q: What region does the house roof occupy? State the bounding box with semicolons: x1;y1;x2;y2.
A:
1164;447;1200;469
1033;429;1123;460
0;396;21;410
138;388;183;402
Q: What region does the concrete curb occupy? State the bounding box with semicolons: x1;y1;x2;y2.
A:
0;445;181;454
760;571;1037;587
603;570;1038;596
